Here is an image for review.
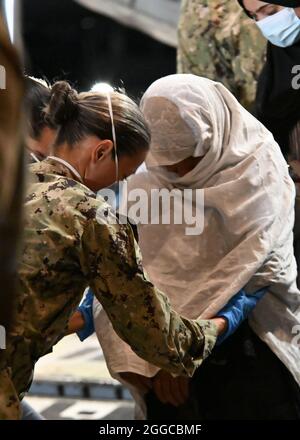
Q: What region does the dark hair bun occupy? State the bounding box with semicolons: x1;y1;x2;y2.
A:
24;76;53;138
45;81;79;126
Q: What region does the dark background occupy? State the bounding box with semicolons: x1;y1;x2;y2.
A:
21;0;176;98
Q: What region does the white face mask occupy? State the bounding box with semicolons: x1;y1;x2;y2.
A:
256;8;300;48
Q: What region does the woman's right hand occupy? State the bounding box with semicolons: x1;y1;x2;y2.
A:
119;372;152;394
66;310;86;335
152;370;190;407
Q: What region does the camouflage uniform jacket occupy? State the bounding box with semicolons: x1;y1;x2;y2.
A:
0;158;217;419
178;0;266;109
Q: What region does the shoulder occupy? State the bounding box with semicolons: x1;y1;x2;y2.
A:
26;168;104;225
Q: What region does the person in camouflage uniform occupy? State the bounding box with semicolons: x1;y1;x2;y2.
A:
0;81;222;420
177;0;267;109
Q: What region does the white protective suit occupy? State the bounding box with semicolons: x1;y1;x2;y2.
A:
93;75;300;416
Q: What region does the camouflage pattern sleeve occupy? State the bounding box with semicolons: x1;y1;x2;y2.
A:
80;212;218;378
0;368;20;420
177;0;266;109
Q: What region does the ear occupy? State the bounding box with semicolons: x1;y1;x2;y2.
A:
91;140;114;163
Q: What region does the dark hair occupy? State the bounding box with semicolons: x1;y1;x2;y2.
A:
24;76;56;139
44;81;151;158
237;0;252;18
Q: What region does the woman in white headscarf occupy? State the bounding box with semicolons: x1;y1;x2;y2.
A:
94;74;300;420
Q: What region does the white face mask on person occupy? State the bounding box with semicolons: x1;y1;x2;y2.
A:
256;8;300;48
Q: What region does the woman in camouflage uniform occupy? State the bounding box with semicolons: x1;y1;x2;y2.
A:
0;81;227;420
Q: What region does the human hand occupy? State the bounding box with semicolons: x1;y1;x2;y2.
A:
152;370;190;407
119;372;152;394
67;310;86;335
75;289;95;341
211;316;228;336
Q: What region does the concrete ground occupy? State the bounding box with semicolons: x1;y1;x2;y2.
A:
25;396;134;420
27;333;134;419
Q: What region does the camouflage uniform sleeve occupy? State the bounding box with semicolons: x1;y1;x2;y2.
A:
80;214;217;377
177;0;266;109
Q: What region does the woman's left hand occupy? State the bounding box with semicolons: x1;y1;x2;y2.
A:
66;290;95;340
67;310;86;335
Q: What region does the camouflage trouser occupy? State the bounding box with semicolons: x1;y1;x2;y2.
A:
0;335;38;420
0;367;21;420
0;336;46;419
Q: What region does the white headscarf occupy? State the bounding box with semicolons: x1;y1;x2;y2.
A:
95;74;300;389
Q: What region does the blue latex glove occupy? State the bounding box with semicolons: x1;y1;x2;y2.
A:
76;289;95;341
216;288;267;345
